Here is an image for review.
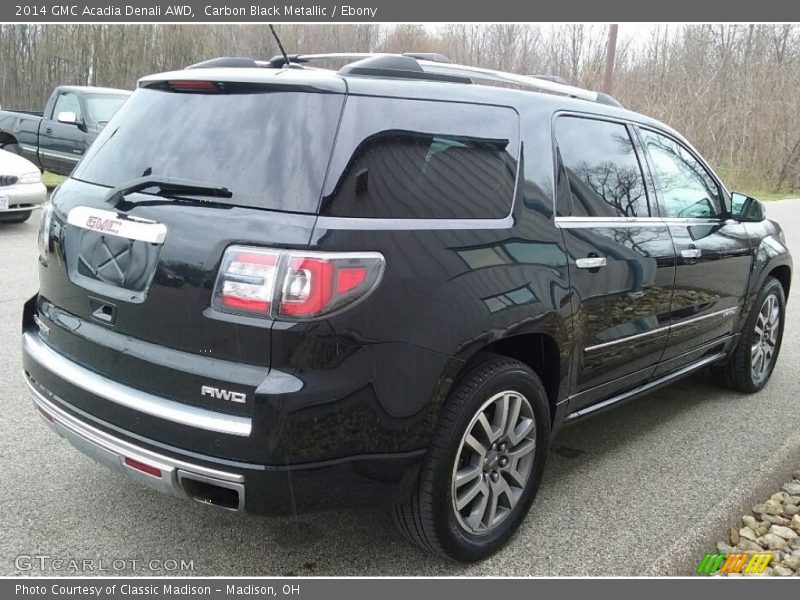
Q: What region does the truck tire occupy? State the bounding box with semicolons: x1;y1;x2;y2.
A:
712;276;786;393
393;354;550;562
0;210;32;224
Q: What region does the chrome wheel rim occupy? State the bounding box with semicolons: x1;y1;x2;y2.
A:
751;294;780;383
451;390;536;535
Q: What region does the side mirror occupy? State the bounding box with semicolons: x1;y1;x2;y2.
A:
730;192;766;222
57;111;79;125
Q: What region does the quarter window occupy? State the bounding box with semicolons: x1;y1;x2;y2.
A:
641;129;723;219
555;116;651;218
320;97;519;219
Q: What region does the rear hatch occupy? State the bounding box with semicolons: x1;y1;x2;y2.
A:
32;71;346;434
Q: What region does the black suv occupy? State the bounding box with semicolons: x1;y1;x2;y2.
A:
22;54;792;562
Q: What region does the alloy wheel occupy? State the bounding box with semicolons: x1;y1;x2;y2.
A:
751;294;780;384
451;390;536;535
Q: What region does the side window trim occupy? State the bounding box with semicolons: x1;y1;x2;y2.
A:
635;124;729;220
626;123;662;219
551;111;654;221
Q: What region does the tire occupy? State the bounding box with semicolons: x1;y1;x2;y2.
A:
712;276;786;393
0;210;32;224
393;354;550;562
1;143;21;155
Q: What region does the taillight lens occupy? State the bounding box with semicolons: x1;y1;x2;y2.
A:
212;246;384;321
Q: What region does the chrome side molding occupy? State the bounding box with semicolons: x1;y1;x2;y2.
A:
566;351;727;420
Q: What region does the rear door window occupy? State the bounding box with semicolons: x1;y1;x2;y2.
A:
320;97;519;219
555;116;652;218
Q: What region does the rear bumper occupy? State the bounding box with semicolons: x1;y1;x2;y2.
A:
22;326;426;515
29;378;246;511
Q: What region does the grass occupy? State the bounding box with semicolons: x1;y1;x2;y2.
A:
42;171;66;189
740;190;799;202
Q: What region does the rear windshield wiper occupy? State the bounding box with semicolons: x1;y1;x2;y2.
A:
104;176;233;207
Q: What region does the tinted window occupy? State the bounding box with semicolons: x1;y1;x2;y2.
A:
72;87;344;213
555;116;651;218
642;129;723;219
320;97;518;219
84;94;129;124
53;92;81;120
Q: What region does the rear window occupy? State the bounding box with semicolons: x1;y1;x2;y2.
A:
319;97;519;219
72;87;344;213
84;94;129;124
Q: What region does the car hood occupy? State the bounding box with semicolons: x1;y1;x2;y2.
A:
0;149;39;176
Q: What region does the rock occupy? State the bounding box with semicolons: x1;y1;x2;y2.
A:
764;499;784;515
785;504;800;517
763;514;790;525
761;533;790;550
717;541;735;553
756;525;769;536
769;525;798;540
737;540;763;552
792;514;800;530
772;491;790;504
783;482;800;496
730;527;740;545
773;564;794;576
743;515;758;529
782;553;800;570
739;526;757;541
792;469;800;480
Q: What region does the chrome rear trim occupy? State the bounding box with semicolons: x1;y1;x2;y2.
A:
23;332;252;437
28;377;245;511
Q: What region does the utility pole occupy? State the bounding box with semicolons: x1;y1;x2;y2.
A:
602;24;619;94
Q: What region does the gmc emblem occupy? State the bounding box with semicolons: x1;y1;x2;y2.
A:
200;385;247;404
85;215;121;235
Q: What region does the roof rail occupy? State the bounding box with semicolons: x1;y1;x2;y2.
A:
295;54;616;105
416;60;600;103
184;53;622;107
338;55;471;83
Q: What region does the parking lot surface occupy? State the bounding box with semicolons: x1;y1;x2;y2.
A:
1;201;799;576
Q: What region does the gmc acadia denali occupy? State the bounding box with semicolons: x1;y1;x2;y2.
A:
22;54;792;562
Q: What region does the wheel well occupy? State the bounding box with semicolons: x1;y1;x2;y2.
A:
0;132;18;146
477;333;561;419
769;265;791;299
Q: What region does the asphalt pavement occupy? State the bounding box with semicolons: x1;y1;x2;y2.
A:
1;201;799;576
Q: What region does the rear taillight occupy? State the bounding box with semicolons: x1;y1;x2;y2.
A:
212;246;384;321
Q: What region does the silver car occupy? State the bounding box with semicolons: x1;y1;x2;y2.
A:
0;148;47;224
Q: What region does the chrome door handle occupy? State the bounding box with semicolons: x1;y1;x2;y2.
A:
681;248;702;259
576;257;607;269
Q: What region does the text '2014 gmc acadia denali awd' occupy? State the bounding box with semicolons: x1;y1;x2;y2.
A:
22;54;792;562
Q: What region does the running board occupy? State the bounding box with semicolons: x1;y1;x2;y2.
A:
565;352;726;421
